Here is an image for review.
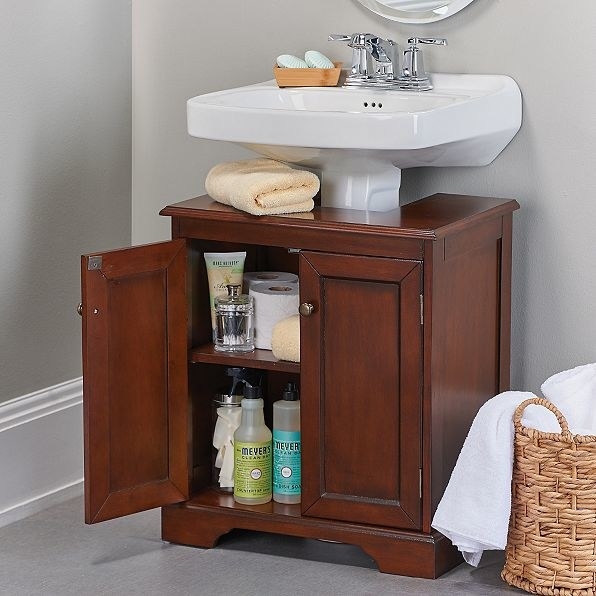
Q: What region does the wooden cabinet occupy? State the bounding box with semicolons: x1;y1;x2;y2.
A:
81;193;518;578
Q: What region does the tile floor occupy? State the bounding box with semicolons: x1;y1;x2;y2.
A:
0;497;522;595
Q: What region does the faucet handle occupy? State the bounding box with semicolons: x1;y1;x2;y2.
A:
329;33;373;83
398;36;447;90
328;33;373;47
328;34;352;43
407;37;447;47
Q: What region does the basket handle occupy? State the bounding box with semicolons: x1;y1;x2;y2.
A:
513;396;571;436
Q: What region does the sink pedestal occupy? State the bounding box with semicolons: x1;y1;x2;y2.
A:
319;159;402;211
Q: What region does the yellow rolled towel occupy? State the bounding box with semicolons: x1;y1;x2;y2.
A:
271;314;300;363
205;158;319;216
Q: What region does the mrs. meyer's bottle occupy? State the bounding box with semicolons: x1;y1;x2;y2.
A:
273;382;301;504
233;383;272;504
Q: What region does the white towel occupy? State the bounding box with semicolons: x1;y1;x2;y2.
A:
205;158;319;216
431;390;536;566
541;362;596;435
432;363;596;567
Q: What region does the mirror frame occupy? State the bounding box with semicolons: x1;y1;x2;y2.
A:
354;0;475;24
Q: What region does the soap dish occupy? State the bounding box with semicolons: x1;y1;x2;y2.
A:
273;62;342;88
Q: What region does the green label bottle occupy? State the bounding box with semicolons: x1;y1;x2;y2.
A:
233;384;272;505
234;440;272;502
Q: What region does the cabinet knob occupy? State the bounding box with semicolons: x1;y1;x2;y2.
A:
299;302;315;317
77;303;83;316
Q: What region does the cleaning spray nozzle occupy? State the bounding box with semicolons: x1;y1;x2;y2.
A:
225;367;262;399
243;383;262;399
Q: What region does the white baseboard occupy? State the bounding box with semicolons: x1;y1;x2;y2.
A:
0;378;84;528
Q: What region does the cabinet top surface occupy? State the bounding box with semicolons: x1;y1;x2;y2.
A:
160;193;519;239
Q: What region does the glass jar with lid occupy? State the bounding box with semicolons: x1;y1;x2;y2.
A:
214;283;255;352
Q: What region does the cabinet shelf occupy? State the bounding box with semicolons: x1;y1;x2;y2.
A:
187;487;302;518
189;343;300;373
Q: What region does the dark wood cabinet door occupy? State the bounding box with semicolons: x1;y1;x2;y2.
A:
81;240;190;523
300;252;422;529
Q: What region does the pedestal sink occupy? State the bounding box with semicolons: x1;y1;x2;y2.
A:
187;73;521;211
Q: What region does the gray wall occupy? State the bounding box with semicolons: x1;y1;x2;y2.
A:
133;0;596;393
0;0;132;403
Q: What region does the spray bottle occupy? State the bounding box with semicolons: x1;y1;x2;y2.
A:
273;382;301;504
233;377;272;504
212;367;253;492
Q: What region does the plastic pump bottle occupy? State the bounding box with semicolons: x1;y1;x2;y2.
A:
273;382;301;504
233;384;272;504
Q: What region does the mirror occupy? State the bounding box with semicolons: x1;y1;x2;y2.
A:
354;0;475;23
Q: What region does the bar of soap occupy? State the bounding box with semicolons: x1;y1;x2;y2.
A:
304;50;335;69
276;54;308;68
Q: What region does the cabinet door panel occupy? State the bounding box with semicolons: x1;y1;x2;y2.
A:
300;252;422;529
82;240;189;523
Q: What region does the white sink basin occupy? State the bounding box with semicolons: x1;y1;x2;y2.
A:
188;73;521;211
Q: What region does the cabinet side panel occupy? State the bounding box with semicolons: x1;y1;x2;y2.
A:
499;214;513;391
430;231;503;516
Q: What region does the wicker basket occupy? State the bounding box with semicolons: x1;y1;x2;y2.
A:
501;397;596;595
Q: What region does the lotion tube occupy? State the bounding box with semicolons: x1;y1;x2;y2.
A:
204;252;246;342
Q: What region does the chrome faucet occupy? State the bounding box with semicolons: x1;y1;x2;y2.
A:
329;33;446;90
328;33;399;87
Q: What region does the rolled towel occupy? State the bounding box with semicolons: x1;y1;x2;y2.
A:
271;314;300;363
205;158;319;216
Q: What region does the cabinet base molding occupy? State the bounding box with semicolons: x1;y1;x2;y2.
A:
162;490;462;579
0;378;84;528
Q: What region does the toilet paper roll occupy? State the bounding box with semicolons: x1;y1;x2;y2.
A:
243;271;298;292
249;282;300;350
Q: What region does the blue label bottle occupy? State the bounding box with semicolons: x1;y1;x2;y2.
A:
272;382;300;504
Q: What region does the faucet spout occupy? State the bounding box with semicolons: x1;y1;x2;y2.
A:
366;37;399;80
